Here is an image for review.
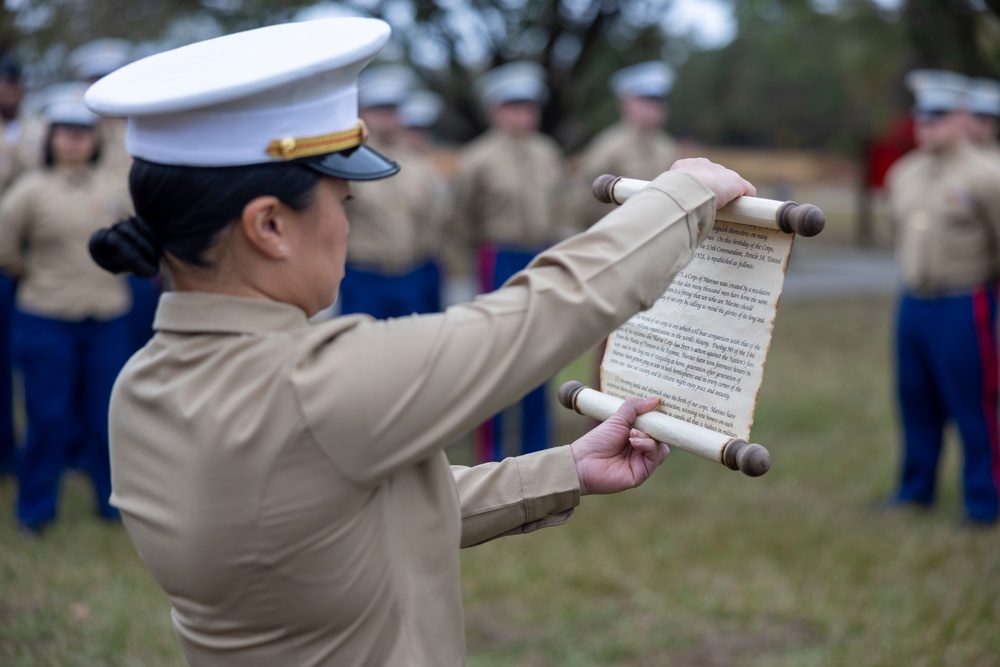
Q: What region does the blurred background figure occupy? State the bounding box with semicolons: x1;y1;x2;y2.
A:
450;61;567;462
574;61;678;228
70;38;156;352
571;60;679;392
398;88;451;310
340;65;449;318
0;100;132;537
27;81;88;116
69;38;133;178
0;57;43;478
0;58;44;191
400;89;444;154
885;69;1000;529
967;77;1000;152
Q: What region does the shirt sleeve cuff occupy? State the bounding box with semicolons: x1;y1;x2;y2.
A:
516;445;581;523
454;445;581;548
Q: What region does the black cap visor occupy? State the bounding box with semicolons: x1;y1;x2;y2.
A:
301;144;399;181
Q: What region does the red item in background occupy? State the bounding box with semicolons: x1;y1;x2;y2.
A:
867;114;917;189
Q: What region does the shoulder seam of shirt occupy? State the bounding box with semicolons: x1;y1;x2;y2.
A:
284;331;371;487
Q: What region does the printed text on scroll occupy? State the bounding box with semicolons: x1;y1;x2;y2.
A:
600;221;793;439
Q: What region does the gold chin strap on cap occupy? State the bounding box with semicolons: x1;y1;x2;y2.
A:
265;120;369;160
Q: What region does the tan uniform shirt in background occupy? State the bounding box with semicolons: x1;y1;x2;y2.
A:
109;171;716;667
574;122;678;229
0;113;44;191
97;117;133;195
450;129;566;249
887;142;1000;294
0;167;132;320
346;143;450;273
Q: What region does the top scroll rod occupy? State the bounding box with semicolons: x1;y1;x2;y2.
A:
592;174;826;237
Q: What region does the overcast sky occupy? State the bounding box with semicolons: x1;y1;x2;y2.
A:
662;0;735;49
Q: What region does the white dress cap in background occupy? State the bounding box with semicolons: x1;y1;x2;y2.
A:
84;18;399;181
69;38;134;82
477;61;548;107
26;81;88;116
905;69;970;113
968;78;1000;117
358;64;416;108
401;90;444;129
46;100;99;128
610;61;675;99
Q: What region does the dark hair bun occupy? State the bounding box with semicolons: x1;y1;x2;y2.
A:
89;215;162;278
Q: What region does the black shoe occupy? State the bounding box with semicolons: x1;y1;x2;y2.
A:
16;523;43;541
868;498;932;514
963;516;998;530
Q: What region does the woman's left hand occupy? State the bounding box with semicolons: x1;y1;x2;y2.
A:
570;397;670;495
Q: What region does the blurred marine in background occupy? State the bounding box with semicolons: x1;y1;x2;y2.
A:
70;38;158;353
340;65;449;318
0;100;132;536
400;89;444;154
885;69;1000;528
450;61;568;462
0;58;43;476
967;77;1000;154
575;61;678;228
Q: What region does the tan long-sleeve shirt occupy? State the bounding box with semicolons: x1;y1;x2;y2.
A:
108;171;716;667
887;142;1000;295
0;167;132;320
575;122;678;228
345;145;450;272
0;113;45;192
450;129;566;249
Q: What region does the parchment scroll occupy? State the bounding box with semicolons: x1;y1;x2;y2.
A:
600;221;794;439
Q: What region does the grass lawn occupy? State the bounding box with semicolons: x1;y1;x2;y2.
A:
2;296;998;666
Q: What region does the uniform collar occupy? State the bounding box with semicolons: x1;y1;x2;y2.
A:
154;292;311;334
54;165;96;185
491;128;534;145
926;138;972;160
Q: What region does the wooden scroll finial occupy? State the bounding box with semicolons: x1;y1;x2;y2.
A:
592;174;620;205
557;380;587;411
775;201;826;237
719;439;771;477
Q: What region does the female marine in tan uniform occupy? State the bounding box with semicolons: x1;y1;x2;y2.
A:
85;18;754;667
0;100;132;535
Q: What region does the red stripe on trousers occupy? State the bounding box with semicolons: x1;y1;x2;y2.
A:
476;245;498;294
474;245;499;462
971;287;1000;493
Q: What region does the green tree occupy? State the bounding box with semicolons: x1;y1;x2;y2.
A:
0;0;681;144
670;0;910;150
902;0;1000;75
2;0;998;152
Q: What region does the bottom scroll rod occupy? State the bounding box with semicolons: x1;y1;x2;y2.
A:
558;381;771;477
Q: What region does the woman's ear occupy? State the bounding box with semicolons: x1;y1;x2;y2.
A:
240;195;289;259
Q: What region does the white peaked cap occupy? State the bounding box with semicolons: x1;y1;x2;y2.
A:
968;78;1000;117
84;18;399;180
905;69;970;113
69;38;134;81
400;90;444;128
477;61;548;106
610;61;675;99
358;64;415;108
47;100;99;127
30;81;88;114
